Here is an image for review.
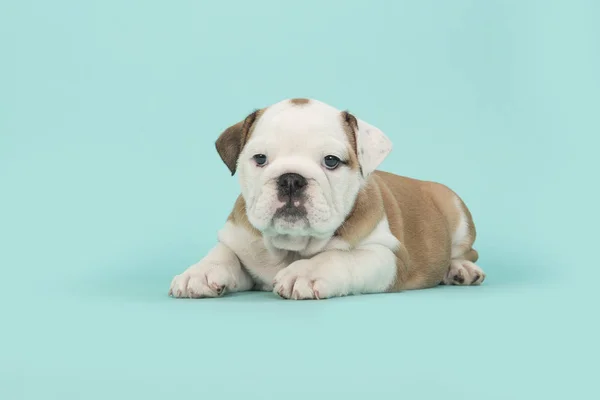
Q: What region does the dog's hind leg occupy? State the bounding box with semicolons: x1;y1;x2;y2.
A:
442;196;486;286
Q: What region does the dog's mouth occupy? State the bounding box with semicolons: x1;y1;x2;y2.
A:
273;202;307;222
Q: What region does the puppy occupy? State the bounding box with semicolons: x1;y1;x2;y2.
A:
169;98;485;300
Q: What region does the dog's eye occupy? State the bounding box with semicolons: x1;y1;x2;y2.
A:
323;155;341;169
253;154;267;166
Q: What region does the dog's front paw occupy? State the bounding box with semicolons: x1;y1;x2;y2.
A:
169;262;235;298
272;260;346;300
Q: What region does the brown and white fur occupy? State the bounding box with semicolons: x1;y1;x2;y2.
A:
169;98;485;300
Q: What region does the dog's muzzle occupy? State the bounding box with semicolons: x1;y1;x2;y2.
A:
275;173;308;220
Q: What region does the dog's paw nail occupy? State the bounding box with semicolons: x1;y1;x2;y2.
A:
210;282;224;295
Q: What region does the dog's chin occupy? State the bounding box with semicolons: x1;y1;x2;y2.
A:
270;206;309;234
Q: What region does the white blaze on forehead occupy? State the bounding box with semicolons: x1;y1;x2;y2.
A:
249;99;349;150
246;98;392;178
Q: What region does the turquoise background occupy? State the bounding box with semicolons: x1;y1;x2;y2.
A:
2;0;599;399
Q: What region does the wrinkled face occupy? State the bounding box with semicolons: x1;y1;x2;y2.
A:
239;104;361;238
215;98;392;241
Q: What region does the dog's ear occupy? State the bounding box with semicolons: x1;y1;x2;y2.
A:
215;110;260;175
342;111;392;177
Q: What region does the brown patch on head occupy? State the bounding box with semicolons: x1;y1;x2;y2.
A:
290;98;310;106
227;195;262;237
334;178;384;247
215;108;265;175
340;111;360;172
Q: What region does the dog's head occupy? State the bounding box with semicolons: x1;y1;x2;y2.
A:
215;98;392;243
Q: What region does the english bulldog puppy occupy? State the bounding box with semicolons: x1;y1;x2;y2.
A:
169;98;485;300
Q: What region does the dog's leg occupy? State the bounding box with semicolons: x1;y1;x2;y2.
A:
442;195;486;286
169;242;254;298
272;244;397;300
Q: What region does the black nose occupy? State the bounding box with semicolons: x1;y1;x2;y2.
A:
277;173;307;196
